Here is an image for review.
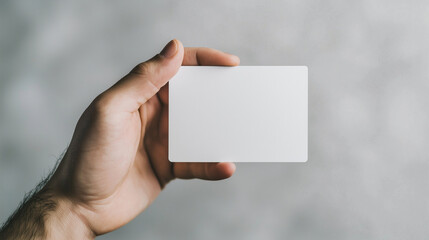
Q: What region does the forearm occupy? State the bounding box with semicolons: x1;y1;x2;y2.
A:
0;186;93;240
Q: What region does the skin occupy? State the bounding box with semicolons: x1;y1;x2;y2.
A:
0;39;240;239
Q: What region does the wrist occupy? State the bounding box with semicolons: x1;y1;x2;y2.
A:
0;185;94;240
45;194;94;240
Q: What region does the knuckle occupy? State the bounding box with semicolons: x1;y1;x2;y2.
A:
131;61;154;77
90;92;114;115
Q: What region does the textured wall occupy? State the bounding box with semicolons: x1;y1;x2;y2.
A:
1;0;429;239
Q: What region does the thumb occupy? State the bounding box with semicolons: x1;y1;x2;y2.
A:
97;39;184;112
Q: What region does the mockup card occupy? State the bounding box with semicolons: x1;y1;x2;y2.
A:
169;66;308;162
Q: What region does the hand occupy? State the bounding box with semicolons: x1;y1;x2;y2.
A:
45;39;239;237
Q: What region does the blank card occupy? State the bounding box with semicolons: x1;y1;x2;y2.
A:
168;66;308;162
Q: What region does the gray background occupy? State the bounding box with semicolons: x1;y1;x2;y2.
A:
1;0;429;239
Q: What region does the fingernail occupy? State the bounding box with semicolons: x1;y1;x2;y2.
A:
160;39;177;58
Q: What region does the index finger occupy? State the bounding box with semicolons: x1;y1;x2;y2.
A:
173;162;236;180
182;47;240;66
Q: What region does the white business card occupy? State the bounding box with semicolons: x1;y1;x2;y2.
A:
169;66;308;162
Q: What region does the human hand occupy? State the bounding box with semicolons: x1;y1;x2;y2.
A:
0;39;239;239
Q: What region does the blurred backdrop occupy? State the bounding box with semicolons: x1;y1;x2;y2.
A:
1;0;429;239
